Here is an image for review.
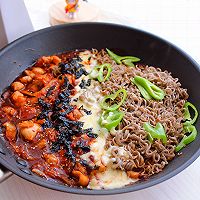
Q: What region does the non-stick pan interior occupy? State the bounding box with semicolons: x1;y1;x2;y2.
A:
0;23;200;195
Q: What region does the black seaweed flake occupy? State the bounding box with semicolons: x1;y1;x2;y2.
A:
61;77;74;90
58;89;70;100
46;85;56;97
79;105;92;115
82;128;98;138
86;79;91;87
79;79;91;89
38;98;51;110
59;57;85;79
80;159;90;167
82;128;93;133
37;110;50;120
51;141;60;152
75;68;88;79
75;140;90;153
59;63;74;75
37;98;52;124
75;56;83;62
61;77;69;88
83;109;92;115
51;107;74;121
42;119;53;129
87;132;98;138
79;159;96;170
70;58;83;69
54;99;61;106
73;98;78;102
49;94;87;159
79;80;86;89
37;54;95;163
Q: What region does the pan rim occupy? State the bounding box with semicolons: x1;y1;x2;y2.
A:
0;22;200;195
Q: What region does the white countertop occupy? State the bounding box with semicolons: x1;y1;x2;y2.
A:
0;0;200;199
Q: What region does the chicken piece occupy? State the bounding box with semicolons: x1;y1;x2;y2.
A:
20;76;32;83
36;56;51;67
3;122;17;141
51;56;61;65
34;73;54;85
11;82;24;91
32;168;47;178
2;106;17;116
24;69;35;78
18;120;41;141
34;139;47;149
13;144;34;160
72;170;89;187
19;106;37;120
11;91;26;107
32;67;45;75
49;64;60;76
43;154;59;165
33;79;59;98
36;56;61;67
25;79;44;93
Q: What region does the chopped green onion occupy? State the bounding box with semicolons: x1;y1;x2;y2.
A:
183;102;198;126
99;110;124;131
100;89;127;111
90;63;112;82
106;48;140;67
132;76;165;100
175;125;197;152
143;122;167;144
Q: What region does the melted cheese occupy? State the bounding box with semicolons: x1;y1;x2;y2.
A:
84;133;137;189
72;51;138;189
81;129;108;166
72;79;102;134
88;167;136;189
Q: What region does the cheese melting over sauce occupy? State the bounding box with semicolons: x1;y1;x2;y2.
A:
72;50;137;189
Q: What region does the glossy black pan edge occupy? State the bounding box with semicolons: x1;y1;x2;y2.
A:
0;22;200;195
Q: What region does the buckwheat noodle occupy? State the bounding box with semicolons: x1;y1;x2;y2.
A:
96;49;188;178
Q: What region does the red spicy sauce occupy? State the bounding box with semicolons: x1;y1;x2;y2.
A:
0;51;96;187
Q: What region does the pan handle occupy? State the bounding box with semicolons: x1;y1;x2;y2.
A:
0;164;12;183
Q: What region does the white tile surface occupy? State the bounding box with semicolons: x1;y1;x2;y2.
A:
0;0;200;199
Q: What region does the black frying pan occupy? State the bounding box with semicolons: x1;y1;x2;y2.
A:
0;22;200;195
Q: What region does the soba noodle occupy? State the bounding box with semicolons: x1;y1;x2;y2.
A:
97;49;188;177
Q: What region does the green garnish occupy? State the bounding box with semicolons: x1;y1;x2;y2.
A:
143;122;167;144
100;89;127;111
99;110;124;131
106;48;140;67
175;101;198;152
90;63;112;82
132;76;165;100
183;102;198;126
175;125;197;152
